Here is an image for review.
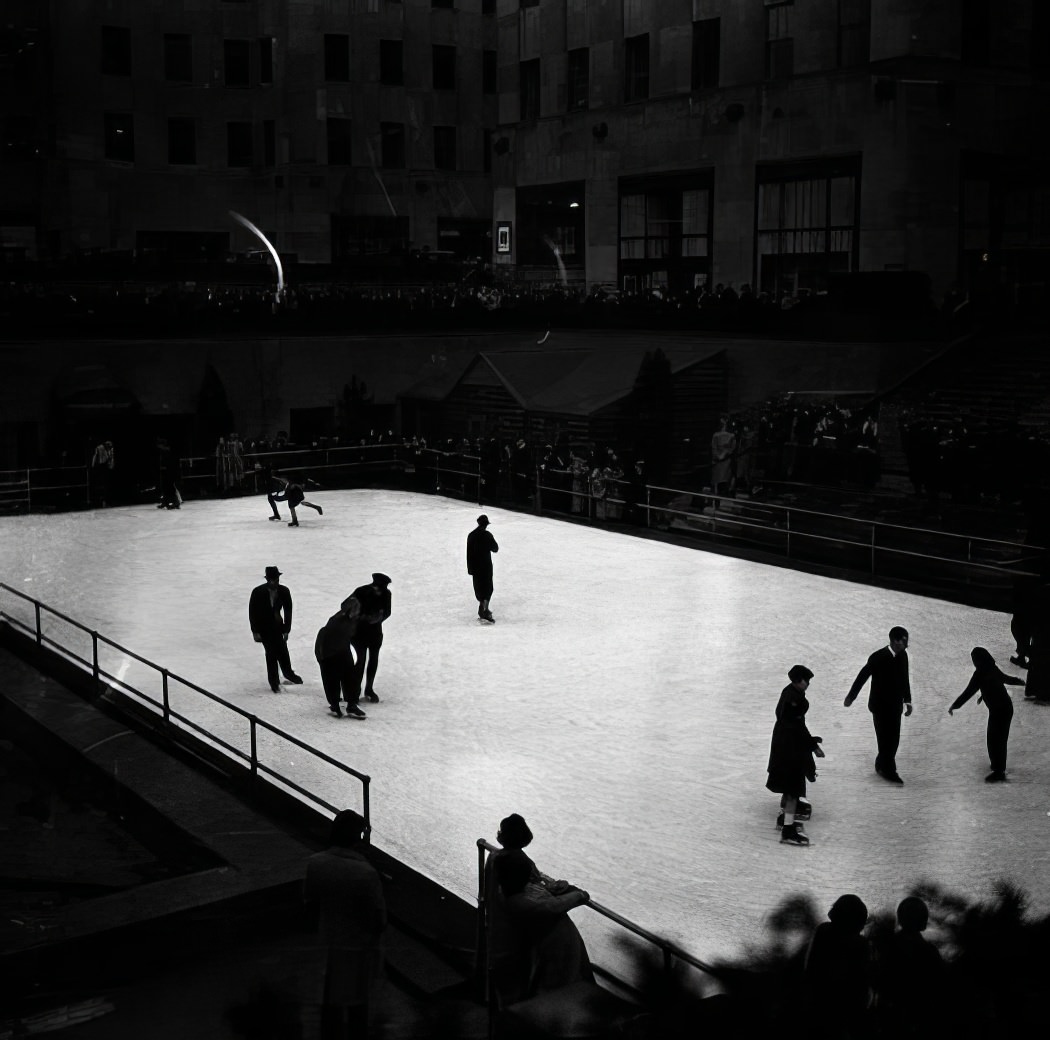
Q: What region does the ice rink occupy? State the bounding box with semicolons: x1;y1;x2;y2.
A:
2;489;1048;972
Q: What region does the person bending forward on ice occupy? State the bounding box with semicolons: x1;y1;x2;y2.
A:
466;514;499;622
766;664;824;846
948;646;1025;782
268;472;323;527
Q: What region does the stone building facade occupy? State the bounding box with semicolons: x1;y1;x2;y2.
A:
490;0;1049;302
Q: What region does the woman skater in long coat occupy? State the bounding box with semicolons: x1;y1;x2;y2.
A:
948;646;1025;782
767;664;825;846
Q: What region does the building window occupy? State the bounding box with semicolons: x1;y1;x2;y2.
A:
259;37;274;84
515;182;585;266
624;34;649;102
519;58;540;121
327;117;352;165
380;40;403;85
691;19;720;90
434;126;456;170
100;25;131;76
224;39;251;87
619;174;713;294
765;3;794;80
837;0;870;68
104;112;134;162
756;159;860;297
167;118;196;164
433;45;456;90
164;34;192;83
325;34;350;82
567;47;589;110
432;0;454;8
483;128;492;173
961;0;991;67
381;122;405;168
483;0;496;12
483;50;497;94
227;121;253;167
332;214;410;259
263;119;275;166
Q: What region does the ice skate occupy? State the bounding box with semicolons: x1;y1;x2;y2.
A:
795;799;812;821
364;690;380;703
329;706;343;718
288;520;299;527
345;704;367;719
985;770;1006;783
780;823;810;846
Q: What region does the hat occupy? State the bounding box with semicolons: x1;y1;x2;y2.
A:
371;572;392;586
498;813;533;849
264;566;282;580
477;514;490;526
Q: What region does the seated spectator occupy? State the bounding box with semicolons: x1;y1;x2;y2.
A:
804;893;871;1039
497;848;593;997
875;896;946;1038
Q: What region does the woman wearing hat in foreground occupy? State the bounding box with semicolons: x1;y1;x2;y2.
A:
766;664;824;846
486;814;593;1001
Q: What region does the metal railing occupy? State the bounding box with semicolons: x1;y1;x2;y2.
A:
532;470;1044;597
0;583;371;827
0;466;89;513
475;838;719;1013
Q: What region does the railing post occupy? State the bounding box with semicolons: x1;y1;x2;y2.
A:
91;632;99;684
362;776;371;834
645;486;651;528
785;509;791;558
967;539;972;562
161;669;171;723
870;524;877;575
249;717;258;781
34;601;42;644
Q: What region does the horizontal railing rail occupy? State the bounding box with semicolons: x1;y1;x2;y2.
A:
475;838;719;1006
532;470;1042;590
0;582;371;828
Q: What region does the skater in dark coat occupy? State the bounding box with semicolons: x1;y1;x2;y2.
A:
349;573;391;705
466;514;499;622
268;472;323;527
314;597;365;719
844;625;912;783
948;646;1025;782
248;566;304;692
766;664;824;846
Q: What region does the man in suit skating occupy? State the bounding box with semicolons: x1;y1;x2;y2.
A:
466;514;499;622
844;626;913;783
249;565;304;692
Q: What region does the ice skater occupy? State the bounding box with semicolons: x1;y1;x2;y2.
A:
844;625;912;784
349;573;391;704
766;664;824;846
948;646;1025;782
248;565;304;692
268;472;323;527
314;597;366;719
466;514;499;623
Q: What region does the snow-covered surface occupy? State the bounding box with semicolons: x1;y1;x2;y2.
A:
2;490;1047;972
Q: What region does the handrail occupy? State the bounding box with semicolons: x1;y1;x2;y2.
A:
475;837;720;992
0;582;371;827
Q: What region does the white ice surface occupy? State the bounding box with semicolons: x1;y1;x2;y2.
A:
2;490;1048;973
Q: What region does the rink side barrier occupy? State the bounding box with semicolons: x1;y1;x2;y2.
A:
0;583;371;831
532;470;1044;607
474;837;720;1018
0;466;89;514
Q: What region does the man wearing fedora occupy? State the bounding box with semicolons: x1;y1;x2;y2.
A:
349;573;392;705
248;565;304;693
467;514;499;623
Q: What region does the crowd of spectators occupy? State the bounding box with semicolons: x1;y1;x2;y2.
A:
899;409;1050;513
0;269;974;339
